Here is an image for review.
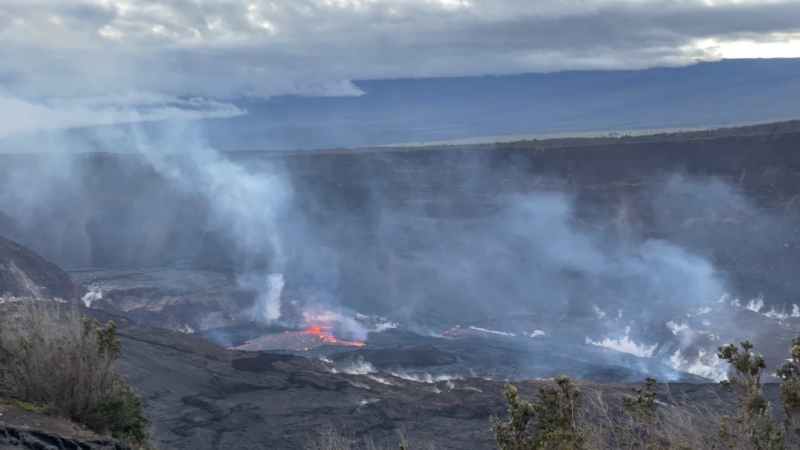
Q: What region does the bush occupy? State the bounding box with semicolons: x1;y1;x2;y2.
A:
0;301;150;448
776;336;800;438
304;424;432;450
491;337;800;450
491;376;583;450
718;340;787;449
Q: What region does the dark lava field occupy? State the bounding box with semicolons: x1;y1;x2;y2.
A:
3;121;800;448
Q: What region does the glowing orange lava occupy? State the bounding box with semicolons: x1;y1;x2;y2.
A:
229;326;365;352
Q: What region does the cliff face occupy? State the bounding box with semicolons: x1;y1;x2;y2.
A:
0;236;86;302
2;125;800;310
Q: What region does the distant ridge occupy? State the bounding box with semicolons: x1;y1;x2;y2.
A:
227;119;800;156
3;59;799;154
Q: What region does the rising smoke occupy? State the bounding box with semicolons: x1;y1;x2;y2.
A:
0;115;788;380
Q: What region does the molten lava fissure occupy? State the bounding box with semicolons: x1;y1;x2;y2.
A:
230;326;366;352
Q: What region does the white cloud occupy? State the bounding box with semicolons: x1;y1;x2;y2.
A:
0;94;244;137
1;0;800;133
698;34;800;59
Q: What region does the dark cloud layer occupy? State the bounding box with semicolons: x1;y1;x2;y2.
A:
1;0;799;135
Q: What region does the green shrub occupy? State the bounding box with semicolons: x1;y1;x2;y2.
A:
490;336;800;450
776;336;800;438
491;375;583;450
85;382;150;445
0;396;45;414
718;340;787;450
0;301;150;449
14;399;45;414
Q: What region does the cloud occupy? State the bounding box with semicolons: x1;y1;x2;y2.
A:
0;93;244;138
1;0;800;134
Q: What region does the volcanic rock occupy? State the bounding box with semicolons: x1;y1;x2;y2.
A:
0;400;130;450
0;235;85;302
329;344;458;368
231;353;297;373
67;267;245;331
0;424;132;450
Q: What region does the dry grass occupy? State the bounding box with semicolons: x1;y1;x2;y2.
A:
0;299;151;448
578;386;749;450
304;424;383;450
309;384;767;450
305;424;437;450
0;300;121;415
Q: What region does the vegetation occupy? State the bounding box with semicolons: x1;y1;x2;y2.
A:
717;341;786;449
307;335;800;450
777;337;800;439
0;300;151;449
490;338;800;450
0;395;47;414
304;424;433;450
491;375;583;450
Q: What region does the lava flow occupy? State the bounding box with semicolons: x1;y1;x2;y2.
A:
230;326;366;352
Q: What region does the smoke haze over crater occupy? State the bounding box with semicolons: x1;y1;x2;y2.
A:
2;0;800;382
5;120;800;382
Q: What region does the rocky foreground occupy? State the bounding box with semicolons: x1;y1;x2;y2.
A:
0;422;130;450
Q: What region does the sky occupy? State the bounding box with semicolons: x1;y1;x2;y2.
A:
1;0;800;139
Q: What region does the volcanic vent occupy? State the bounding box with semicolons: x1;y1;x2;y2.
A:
230;326;365;352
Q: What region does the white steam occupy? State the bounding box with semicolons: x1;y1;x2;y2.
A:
586;326;658;358
469;326;515;336
367;375;395;385
592;305;606;319
81;289;102;308
329;358;377;375
374;322;399;332
137;127;292;324
388;369;463;384
746;297;764;313
666;321;690;335
763;307;789;321
670;349;728;381
241;273;285;322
